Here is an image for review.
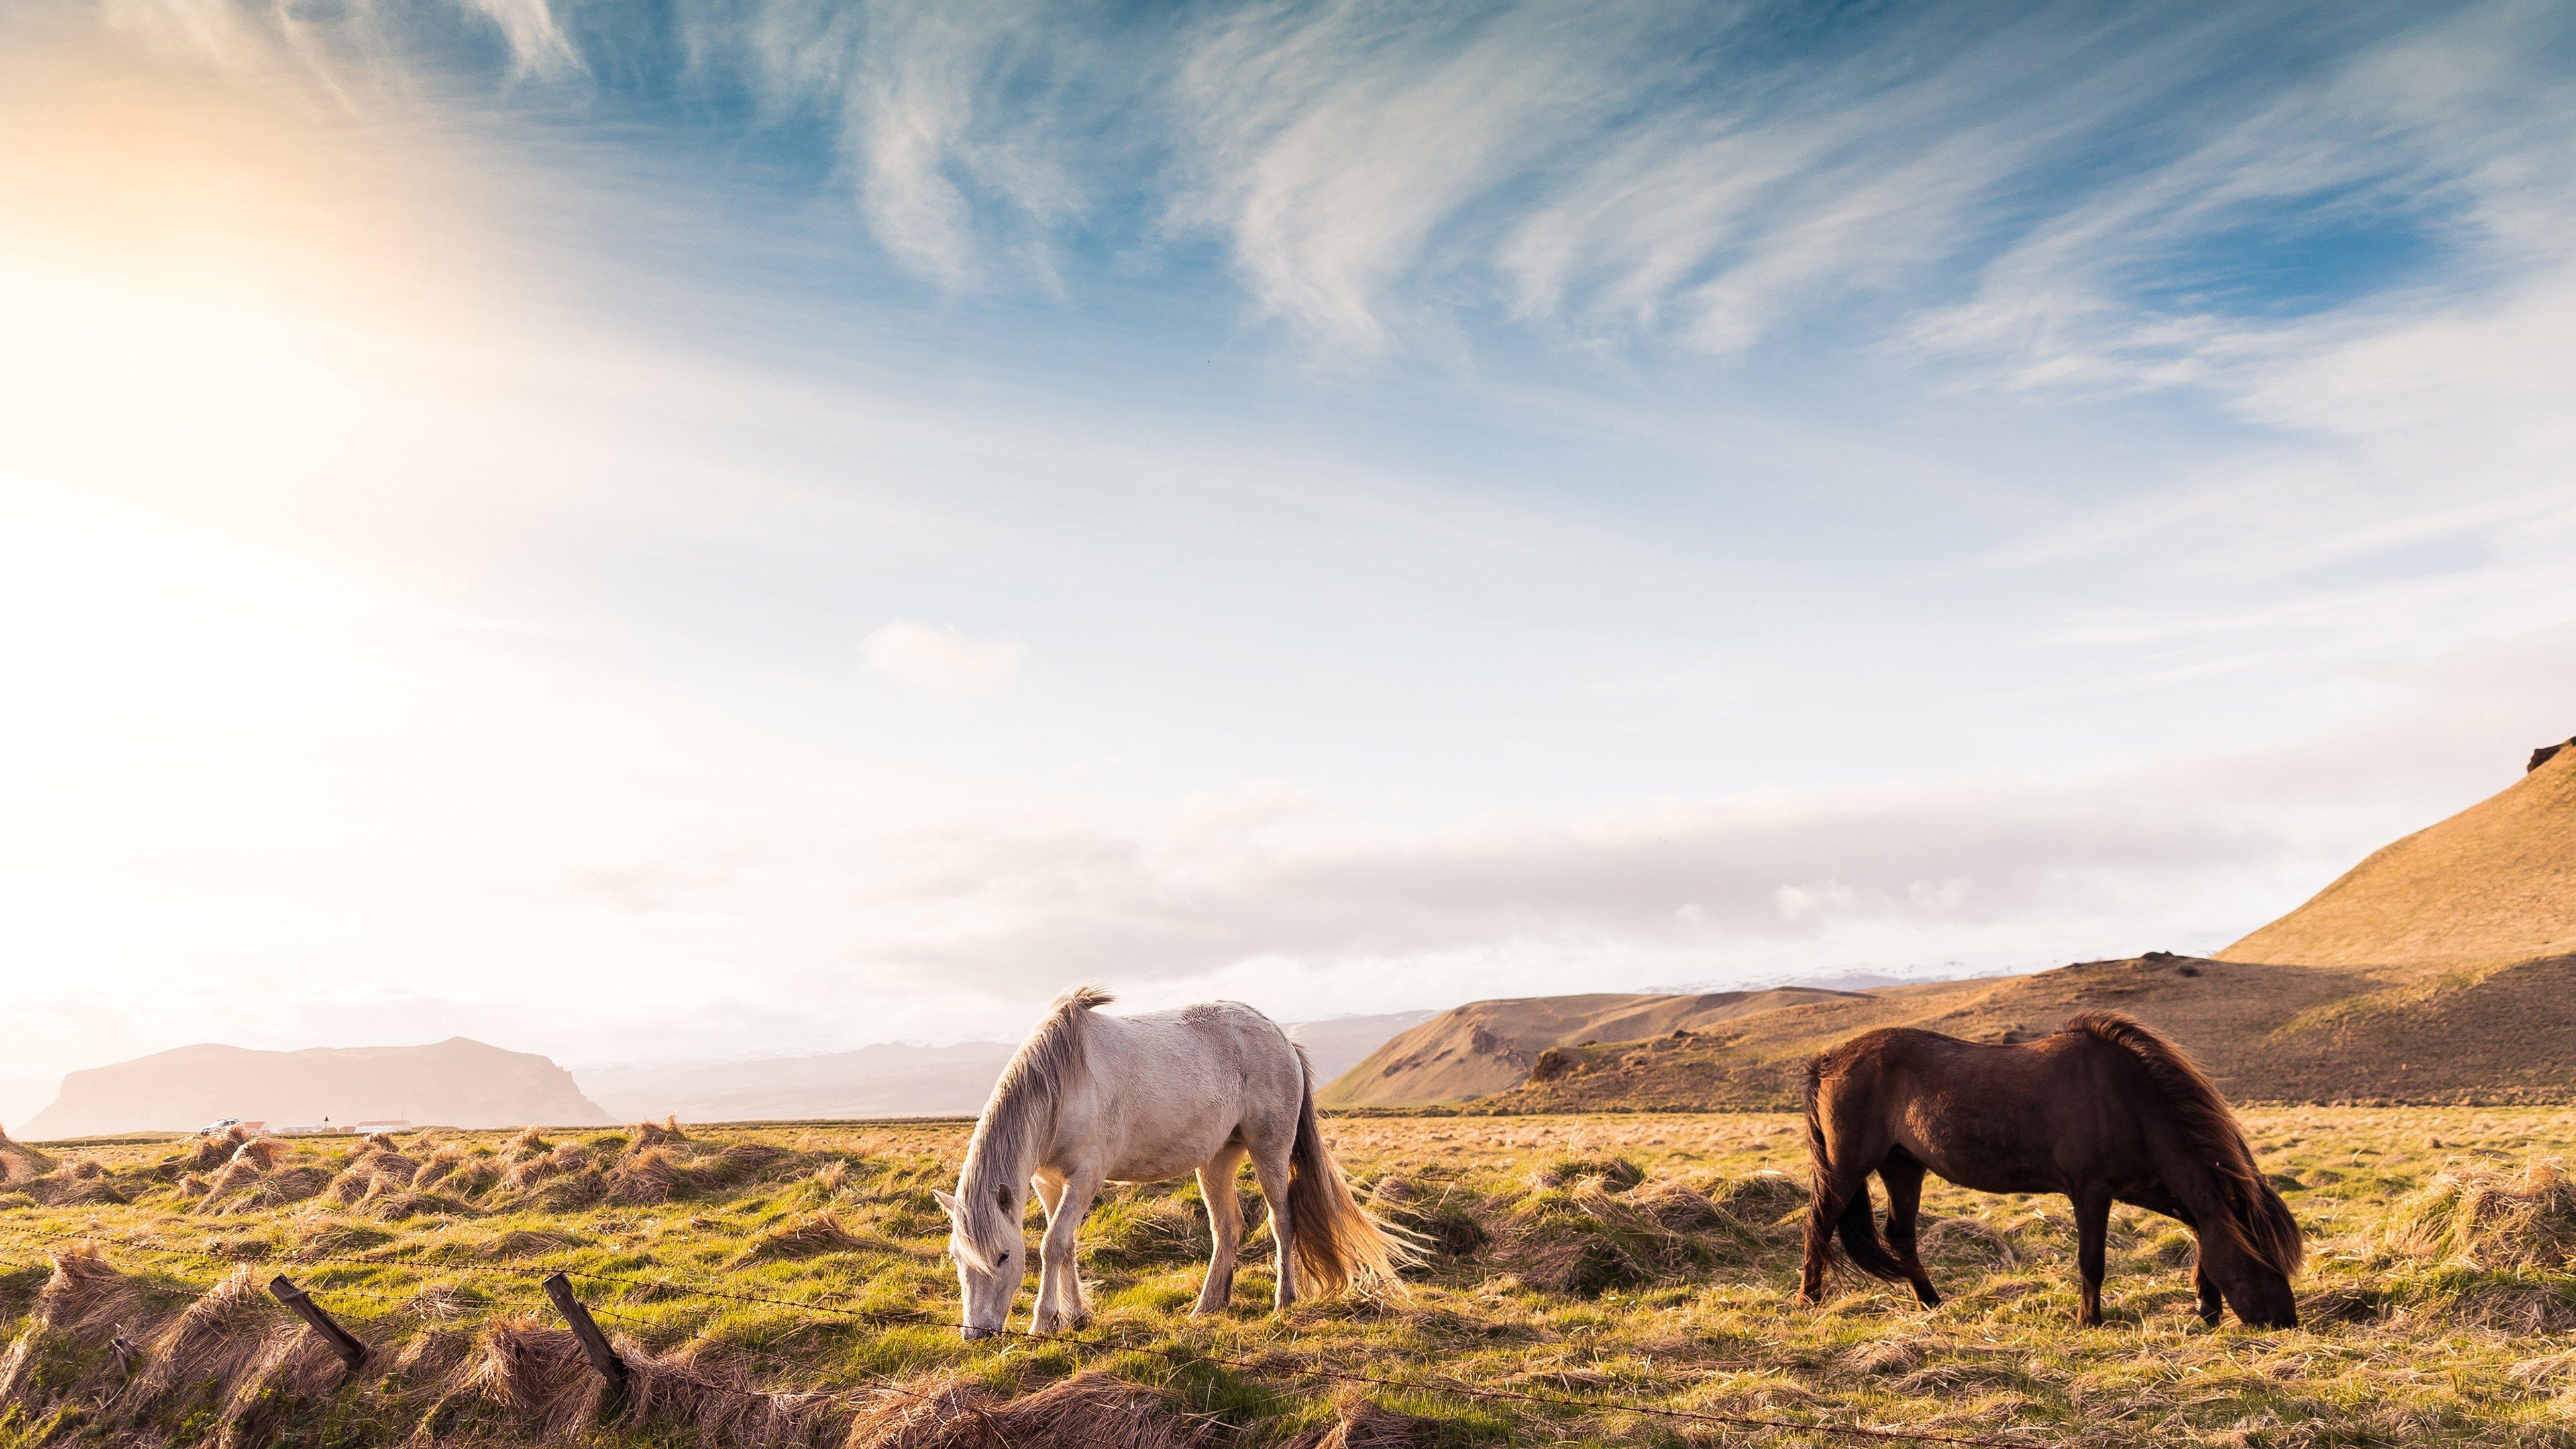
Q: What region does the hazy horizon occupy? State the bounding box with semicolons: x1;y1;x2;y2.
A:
6;0;2575;1106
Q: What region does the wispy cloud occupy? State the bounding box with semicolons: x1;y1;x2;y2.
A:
863;620;1026;696
845;771;2294;996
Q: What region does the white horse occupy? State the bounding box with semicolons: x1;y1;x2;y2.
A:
935;986;1410;1338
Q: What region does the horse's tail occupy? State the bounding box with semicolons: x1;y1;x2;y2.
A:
1285;1044;1416;1295
1803;1055;1908;1283
2065;1011;2303;1276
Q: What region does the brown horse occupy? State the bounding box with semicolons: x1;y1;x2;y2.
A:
1799;1012;2301;1328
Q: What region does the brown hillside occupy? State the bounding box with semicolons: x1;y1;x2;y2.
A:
2218;741;2576;968
1318;988;1863;1108
1478;951;2576;1111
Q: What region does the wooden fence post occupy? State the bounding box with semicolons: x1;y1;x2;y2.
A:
266;1275;368;1371
543;1271;629;1388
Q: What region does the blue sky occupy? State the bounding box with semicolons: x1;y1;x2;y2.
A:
2;0;2573;1104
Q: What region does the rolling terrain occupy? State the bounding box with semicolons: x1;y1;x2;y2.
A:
1330;740;2576;1111
1319;988;1864;1108
2;1109;2571;1446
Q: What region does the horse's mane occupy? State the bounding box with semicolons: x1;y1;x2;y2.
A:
954;985;1112;1266
2062;1011;2303;1275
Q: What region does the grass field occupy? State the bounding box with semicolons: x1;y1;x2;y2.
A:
5;1108;2576;1447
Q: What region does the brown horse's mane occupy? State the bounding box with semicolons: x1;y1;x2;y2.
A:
2061;1011;2304;1275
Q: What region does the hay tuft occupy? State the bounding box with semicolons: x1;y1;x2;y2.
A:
1287;1392;1434;1448
630;1116;688;1150
461;1317;841;1446
130;1267;282;1408
845;1369;1210;1449
606;1146;684;1205
733;1211;867;1265
1528;1155;1646;1191
2388;1159;2576;1269
1486;1178;1750;1295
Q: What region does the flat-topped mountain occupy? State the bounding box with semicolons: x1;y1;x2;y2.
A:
21;1038;610;1140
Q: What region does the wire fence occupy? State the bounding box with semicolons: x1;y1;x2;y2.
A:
0;1218;2045;1448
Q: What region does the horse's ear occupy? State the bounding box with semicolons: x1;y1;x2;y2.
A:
932;1188;961;1219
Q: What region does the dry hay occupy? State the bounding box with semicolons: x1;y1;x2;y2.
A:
0;1125;56;1185
479;1228;590;1260
199;1158;331;1213
32;1156;129;1208
605;1146;684;1205
844;1369;1212;1449
460;1316;840;1446
327;1147;422;1208
0;1245;143;1405
733;1211;868;1266
1703;1170;1808;1227
1366;1175;1486;1258
812;1159;853;1195
1486;1177;1752;1295
2388;1159;2576;1269
6;1244;142;1342
230;1137;288;1171
1286;1392;1434;1449
211;1322;361;1447
162;1125;250;1175
129;1266;284;1407
1919;1215;2027;1270
507;1126;552;1157
630;1116;688;1150
360;1130;404;1153
698;1142;790;1185
502;1142;595;1196
1528;1155;1647;1191
409;1144;471;1190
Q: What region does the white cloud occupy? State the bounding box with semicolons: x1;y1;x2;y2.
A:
840;769;2300;998
861;620;1026;695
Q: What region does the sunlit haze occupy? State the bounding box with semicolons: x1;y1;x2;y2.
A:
5;0;2574;1117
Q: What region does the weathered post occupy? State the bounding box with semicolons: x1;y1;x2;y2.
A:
266;1276;368;1371
542;1271;629;1388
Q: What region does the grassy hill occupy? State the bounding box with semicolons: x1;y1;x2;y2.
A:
1318;988;1864;1108
1475;952;2576;1111
1329;739;2576;1112
2220;739;2576;968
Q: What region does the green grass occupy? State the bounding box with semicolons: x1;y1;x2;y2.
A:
3;1109;2576;1445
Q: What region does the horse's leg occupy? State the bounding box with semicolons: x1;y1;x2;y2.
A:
1878;1154;1941;1309
1246;1140;1300;1309
1032;1168;1102;1334
2072;1187;2110;1327
1032;1173;1070;1323
1193;1141;1248;1316
2121;1184;2220;1326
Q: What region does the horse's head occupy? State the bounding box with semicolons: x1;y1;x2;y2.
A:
2216;1256;2299;1329
934;1181;1026;1339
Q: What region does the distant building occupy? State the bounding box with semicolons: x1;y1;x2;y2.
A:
353;1120;413;1134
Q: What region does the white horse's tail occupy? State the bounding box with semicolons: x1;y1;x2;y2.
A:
1285;1045;1417;1294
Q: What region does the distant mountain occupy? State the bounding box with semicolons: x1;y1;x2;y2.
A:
576;1041;1016;1123
22;1038;610;1141
575;1008;1440;1124
1320;989;1864;1108
1287;1009;1440;1083
2220;739;2576;968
